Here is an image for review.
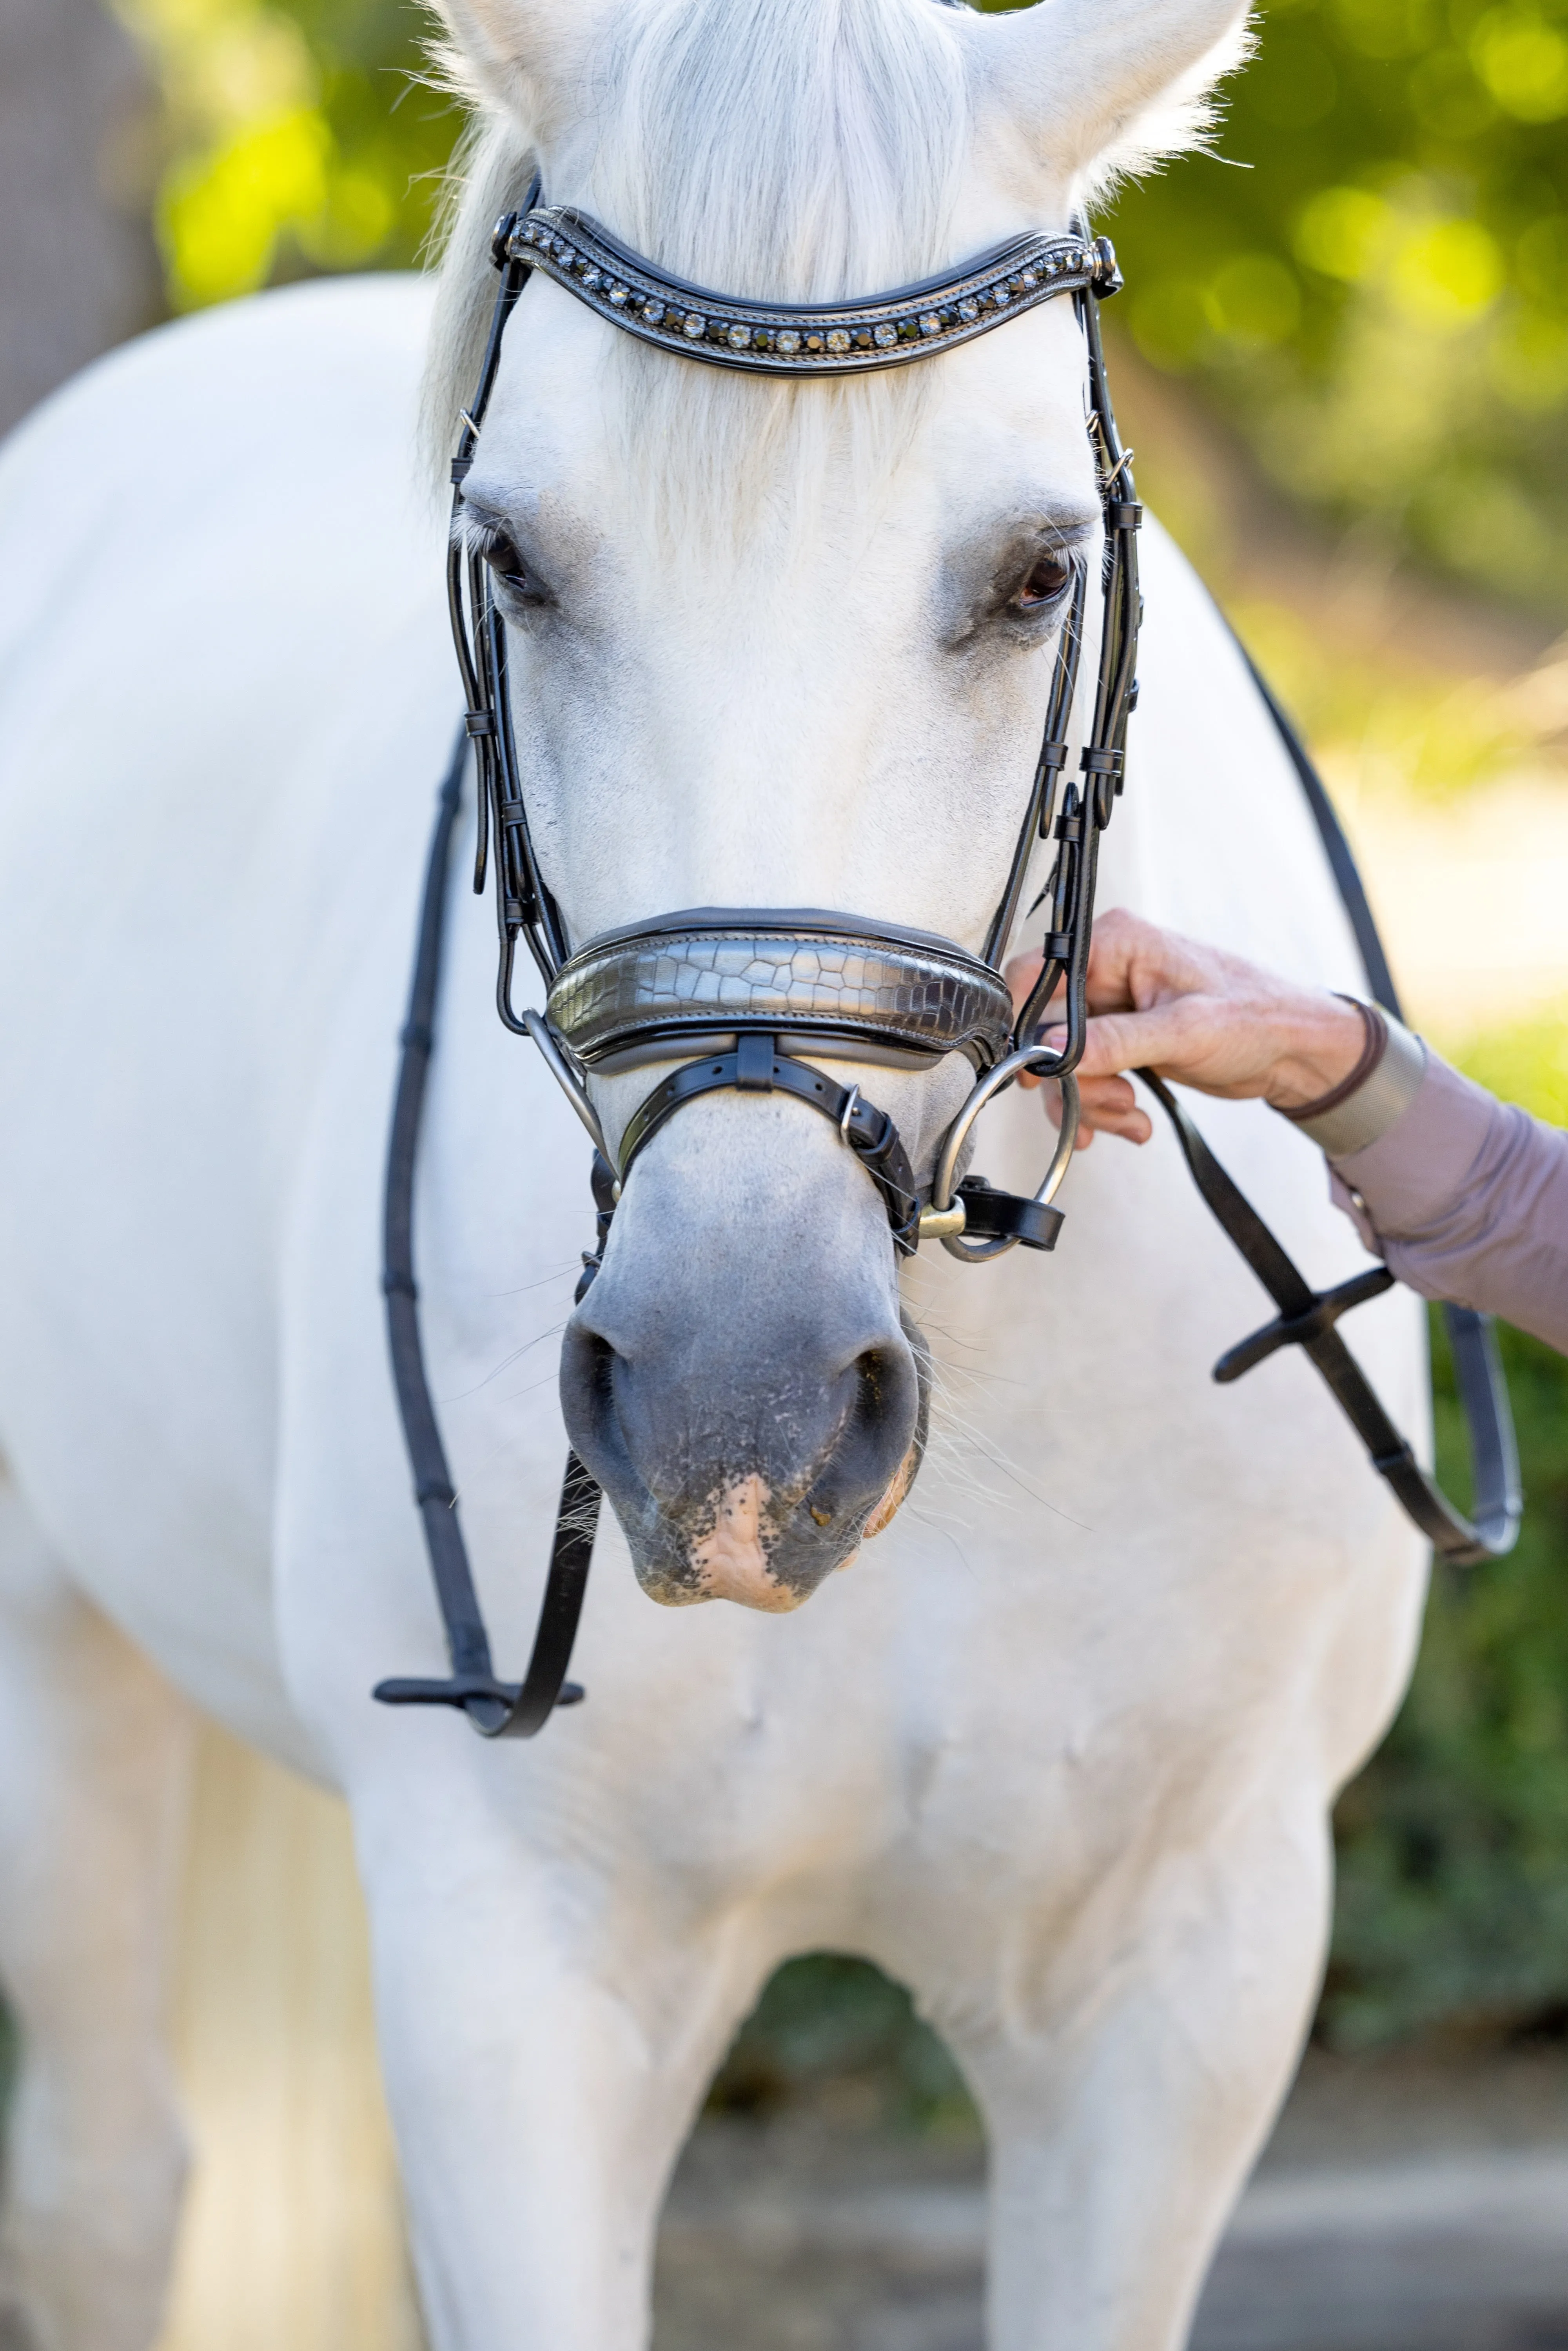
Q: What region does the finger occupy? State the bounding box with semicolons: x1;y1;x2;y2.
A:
1073;1004;1222;1081
1076;1074;1152;1146
1076;1074;1138;1121
1083;1104;1152;1144
1085;909;1216;1016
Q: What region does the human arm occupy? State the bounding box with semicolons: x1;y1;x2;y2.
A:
1007;910;1568;1353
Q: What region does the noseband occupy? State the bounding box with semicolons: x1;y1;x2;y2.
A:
375;180;1520;1740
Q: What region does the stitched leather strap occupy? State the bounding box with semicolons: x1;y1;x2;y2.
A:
618;1036;922;1253
373;743;599;1736
1138;1069;1521;1565
1233;633;1520;1560
953;1175;1063;1253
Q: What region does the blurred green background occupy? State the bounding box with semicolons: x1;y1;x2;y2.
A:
105;0;1568;2079
112;0;1568;617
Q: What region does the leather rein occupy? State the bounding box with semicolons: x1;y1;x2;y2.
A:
374;190;1519;1740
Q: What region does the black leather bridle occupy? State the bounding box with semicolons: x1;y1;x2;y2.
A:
374;186;1519;1740
445;194;1140;1262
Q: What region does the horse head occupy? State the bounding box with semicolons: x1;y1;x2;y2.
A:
429;0;1249;1612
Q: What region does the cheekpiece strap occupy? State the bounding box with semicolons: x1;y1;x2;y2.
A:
507;206;1107;376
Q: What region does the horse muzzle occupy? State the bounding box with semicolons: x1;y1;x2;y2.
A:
558;1101;931;1610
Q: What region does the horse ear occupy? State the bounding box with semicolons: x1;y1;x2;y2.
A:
958;0;1254;196
433;0;615;127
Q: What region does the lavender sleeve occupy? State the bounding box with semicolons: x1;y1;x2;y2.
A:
1326;1053;1568;1353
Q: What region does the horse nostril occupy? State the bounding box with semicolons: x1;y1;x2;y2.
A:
850;1345;901;1439
561;1267;928;1609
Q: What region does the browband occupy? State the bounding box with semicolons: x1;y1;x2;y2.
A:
546;909;1016;1071
505;206;1119;377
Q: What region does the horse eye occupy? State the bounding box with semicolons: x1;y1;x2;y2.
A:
480;528;531;584
1013;551;1073;611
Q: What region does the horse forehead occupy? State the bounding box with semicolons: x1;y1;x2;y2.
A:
475;273;1098;545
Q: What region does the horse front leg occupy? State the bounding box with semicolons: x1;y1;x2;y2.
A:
350;1774;762;2351
951;1774;1331;2351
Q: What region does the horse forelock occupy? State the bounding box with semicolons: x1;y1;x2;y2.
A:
588;0;967;305
424;0;969;554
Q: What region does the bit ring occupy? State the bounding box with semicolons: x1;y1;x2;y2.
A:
929;1046;1080;1263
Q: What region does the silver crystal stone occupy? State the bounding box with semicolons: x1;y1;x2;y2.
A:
873;322;897;347
826;328;851;354
958;297;979;321
727;322;751;350
776;329;800;354
682;312;706;338
918;312;942;336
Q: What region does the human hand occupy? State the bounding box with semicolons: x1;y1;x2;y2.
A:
1005;909;1369;1148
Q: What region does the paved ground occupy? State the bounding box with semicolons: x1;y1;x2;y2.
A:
653;2045;1568;2351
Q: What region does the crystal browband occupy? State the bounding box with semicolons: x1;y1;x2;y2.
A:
505;206;1119;377
545;912;1017;1070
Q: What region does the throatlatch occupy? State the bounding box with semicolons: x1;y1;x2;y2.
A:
374;181;1519;1740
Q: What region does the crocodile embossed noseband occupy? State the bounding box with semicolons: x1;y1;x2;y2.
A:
445;180;1143;1269
546;910;1016;1075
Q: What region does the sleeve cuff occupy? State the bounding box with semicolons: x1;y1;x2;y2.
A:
1292;1014;1427;1157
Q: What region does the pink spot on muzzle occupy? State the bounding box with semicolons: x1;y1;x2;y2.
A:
688;1474;800;1612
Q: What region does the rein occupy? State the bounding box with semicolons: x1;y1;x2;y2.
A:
374;188;1519;1739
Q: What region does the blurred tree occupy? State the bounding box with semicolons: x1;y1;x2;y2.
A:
0;0;160;435
1066;0;1568;617
110;0;457;306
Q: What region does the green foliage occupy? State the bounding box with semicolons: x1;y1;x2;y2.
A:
1328;1313;1568;2044
706;1954;977;2133
113;0;459;305
1228;592;1543;802
978;0;1568;615
1461;1000;1568;1126
1327;1016;1568;2045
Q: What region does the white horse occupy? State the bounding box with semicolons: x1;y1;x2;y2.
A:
0;0;1430;2343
